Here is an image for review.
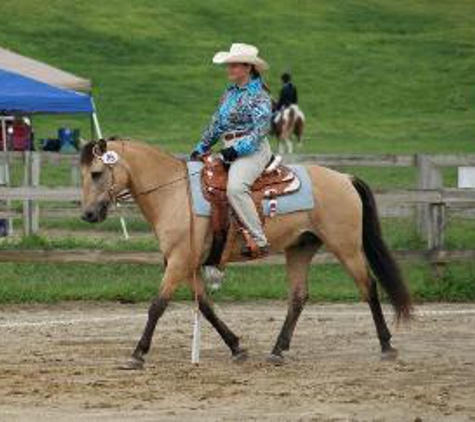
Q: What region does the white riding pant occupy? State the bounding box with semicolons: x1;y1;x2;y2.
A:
226;138;272;247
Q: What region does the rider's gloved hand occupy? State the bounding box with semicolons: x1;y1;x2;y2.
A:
219;147;238;163
189;150;202;161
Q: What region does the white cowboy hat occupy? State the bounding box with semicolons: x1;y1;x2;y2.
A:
212;43;269;72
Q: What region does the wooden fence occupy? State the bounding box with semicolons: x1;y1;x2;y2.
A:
1;151;474;268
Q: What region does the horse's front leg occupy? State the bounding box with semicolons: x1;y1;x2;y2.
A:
286;137;293;154
121;260;186;370
196;287;248;362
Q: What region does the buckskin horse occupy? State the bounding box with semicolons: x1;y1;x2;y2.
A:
80;138;412;369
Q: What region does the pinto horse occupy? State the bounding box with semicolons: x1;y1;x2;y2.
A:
80;138;412;369
272;104;305;154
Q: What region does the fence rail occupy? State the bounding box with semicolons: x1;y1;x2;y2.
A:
1;249;475;266
3;151;475;167
1;186;474;206
1;152;474;270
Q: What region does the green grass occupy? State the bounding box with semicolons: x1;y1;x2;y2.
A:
0;216;426;251
0;0;473;154
40;214;151;233
0;233;158;251
16;213;475;252
1;214;474;304
1;0;474;304
0;262;474;304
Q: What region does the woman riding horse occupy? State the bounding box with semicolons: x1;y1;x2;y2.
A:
191;43;272;257
79;44;412;370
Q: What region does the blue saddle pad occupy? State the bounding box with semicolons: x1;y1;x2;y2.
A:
187;161;315;216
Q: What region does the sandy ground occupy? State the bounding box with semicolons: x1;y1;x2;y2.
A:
0;302;474;422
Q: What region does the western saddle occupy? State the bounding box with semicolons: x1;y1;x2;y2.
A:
200;154;301;264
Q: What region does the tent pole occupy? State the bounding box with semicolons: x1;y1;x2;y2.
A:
1;117;13;234
1;117;10;184
92;112;103;139
90;98;103;139
90;115;94;140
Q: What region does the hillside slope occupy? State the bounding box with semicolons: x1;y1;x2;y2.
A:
0;0;474;153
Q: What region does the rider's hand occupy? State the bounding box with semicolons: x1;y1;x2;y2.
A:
214;152;225;162
219;147;238;163
189;150;202;161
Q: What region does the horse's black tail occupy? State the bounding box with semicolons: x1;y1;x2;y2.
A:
352;177;412;321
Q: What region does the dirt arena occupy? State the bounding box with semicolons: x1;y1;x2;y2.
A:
0;302;474;422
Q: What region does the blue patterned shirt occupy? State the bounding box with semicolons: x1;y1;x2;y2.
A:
195;77;272;157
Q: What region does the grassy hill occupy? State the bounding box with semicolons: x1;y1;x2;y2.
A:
0;0;474;154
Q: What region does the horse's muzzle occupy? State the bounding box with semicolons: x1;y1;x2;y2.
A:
81;202;109;223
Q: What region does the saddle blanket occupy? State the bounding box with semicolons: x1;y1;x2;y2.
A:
187;161;315;217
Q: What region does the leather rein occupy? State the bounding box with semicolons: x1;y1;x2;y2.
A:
91;143;200;203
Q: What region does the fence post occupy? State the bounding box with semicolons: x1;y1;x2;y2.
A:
416;154;442;240
427;202;446;250
71;164;80;186
23;152;41;235
428;201;447;279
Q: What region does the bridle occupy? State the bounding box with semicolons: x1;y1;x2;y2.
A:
91;144;120;204
91;142;200;204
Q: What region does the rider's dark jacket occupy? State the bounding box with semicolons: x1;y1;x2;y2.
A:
276;82;298;110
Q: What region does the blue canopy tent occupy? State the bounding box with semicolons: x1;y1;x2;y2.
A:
0;68;102;148
0;67;102;158
0;68;94;114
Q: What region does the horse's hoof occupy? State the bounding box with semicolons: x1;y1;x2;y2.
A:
118;356;145;370
381;347;398;361
232;348;248;363
266;353;284;366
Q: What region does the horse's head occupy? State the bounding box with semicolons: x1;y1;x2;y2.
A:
80;139;130;223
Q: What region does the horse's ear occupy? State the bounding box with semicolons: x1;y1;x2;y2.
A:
97;138;107;153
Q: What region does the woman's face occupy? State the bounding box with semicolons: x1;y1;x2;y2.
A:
226;63;251;84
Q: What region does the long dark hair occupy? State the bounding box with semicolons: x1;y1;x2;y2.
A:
251;66;271;93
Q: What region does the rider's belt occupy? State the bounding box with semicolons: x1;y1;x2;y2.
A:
223;131;249;141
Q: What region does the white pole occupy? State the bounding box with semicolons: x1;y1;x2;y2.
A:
1;117;13;234
117;202;130;241
191;310;201;364
1;118;6;151
90;98;103;139
1;117;10;184
92;112;103;139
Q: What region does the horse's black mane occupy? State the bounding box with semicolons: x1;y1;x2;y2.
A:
80;142;97;166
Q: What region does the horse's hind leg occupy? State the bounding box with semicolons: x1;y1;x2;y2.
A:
268;234;321;364
294;123;303;147
367;277;397;359
335;248;396;360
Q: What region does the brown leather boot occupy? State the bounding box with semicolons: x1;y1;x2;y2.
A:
241;244;270;259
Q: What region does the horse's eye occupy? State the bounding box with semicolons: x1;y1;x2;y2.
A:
91;171;103;181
